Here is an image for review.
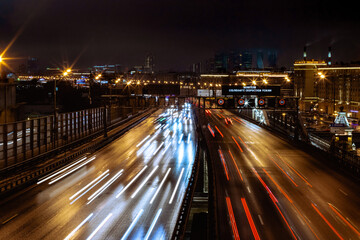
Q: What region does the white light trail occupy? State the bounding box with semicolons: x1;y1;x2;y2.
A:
172;131;176;138
37;156;88;184
136;135;150;147
86;213;112;240
49;156;96;185
87;169;124;204
178;134;183;144
144;209;162;240
155;124;161;130
116;165;148;198
169;168;185;204
162;142;172;155
187;134;191;144
70;173;109;205
69;170;110;200
131;166;159;198
121;209;144;240
64;213;93;240
152;142;164;156
150;168;171;204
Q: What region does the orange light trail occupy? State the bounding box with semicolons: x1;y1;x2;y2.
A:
215;126;224;138
262;168;293;203
238;136;248;149
217;114;222;118
226;197;240;240
219;149;230;181
269;156;298;187
328;203;360;237
241;198;261;240
220;114;226;118
232;136;243;152
252;168;297;239
208;124;215;137
228;150;243;181
276;154;312;187
312;204;344;240
232;117;242;124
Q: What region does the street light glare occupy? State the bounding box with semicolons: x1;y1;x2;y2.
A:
63;72;68;76
66;68;71;73
0;56;2;62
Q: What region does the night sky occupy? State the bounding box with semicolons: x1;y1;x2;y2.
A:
1;0;360;71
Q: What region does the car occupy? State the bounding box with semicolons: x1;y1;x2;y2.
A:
225;117;233;125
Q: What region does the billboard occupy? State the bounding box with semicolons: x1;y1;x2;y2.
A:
222;85;281;96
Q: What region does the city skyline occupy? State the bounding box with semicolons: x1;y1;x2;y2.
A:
1;0;360;71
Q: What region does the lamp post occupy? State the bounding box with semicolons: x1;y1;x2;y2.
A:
53;69;71;146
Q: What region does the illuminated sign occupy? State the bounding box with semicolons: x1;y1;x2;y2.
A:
217;99;224;105
238;99;245;105
258;98;265;105
222;85;280;96
279;99;286;105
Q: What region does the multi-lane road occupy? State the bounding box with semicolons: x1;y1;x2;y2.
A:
0;106;196;240
205;109;360;240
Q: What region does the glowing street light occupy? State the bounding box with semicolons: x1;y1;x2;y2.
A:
252;80;256;85
263;79;268;85
0;56;2;62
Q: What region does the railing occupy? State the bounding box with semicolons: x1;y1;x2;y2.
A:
0;106;142;169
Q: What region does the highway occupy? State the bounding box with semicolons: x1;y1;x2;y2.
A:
0;105;196;240
204;109;360;240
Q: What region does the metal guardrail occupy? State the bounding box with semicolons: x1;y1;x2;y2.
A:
0;108;156;196
0;106;142;169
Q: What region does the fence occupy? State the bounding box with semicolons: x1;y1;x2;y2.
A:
0;106;140;169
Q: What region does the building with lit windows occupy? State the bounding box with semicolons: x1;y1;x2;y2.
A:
293;47;360;118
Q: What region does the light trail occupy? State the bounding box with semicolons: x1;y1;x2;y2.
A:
153;142;164;156
70;173;109;205
262;168;293;203
328;203;360;236
116;165;148;198
136;135;150;147
232;136;243;152
144;209;162;240
269;156;298;187
252;168;297;239
238;136;248;149
312;204;343;240
37;156;88;184
121;209;144;240
178;134;183;144
131;166;159;198
225;197;240;240
49;156;96;185
187;133;191;144
228;150;243;181
218;149;230;181
86;213;113;240
150;168;171;204
276;154;312;187
87;169;124;204
64;213;93;240
162;142;172;155
69;170;110;200
241;198;260;240
169;168;185;204
215;126;224;138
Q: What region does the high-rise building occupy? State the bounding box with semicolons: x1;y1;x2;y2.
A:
209;49;278;73
144;54;154;73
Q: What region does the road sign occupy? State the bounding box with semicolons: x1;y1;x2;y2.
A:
279;99;286;106
217;99;225;105
238;99;245;105
258;98;265;106
222;85;281;96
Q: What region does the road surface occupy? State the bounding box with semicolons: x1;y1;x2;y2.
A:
204;109;360;240
0;106;196;240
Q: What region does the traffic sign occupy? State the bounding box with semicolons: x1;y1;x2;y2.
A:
258;98;265;106
238;99;245;105
279;99;286;106
218;98;225;105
